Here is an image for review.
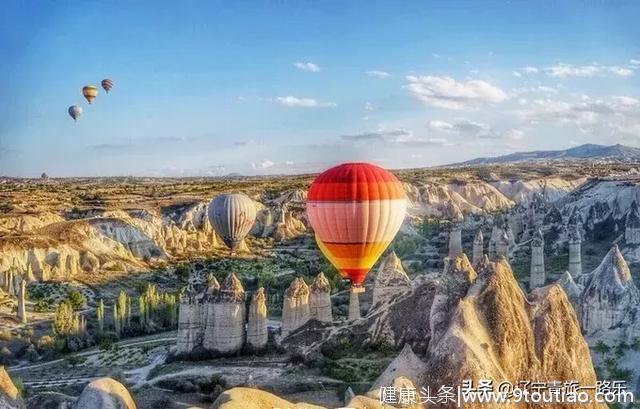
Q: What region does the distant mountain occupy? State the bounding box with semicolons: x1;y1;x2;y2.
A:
451;144;640;166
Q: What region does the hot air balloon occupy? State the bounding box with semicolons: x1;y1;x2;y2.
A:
207;193;257;253
82;85;98;104
307;163;407;292
68;105;82;121
101;78;113;93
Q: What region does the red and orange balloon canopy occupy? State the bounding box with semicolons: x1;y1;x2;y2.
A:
307;162;407;288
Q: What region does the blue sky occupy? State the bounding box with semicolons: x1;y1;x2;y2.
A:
1;0;640;177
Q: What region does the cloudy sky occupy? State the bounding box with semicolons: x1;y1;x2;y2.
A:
1;1;640;177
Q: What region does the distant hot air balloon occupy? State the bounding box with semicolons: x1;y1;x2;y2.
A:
101;78;113;93
307;163;407;291
208;193;257;253
68;105;82;121
82;85;98;104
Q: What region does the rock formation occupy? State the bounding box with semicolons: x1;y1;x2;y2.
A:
246;287;268;350
309;272;332;323
0;366;22;409
73;377;136;409
429;254;476;349
625;200;640;244
207;273;246;354
348;290;361;321
281;277;310;337
423;258;605;409
446;201;463;259
556;271;583;311
211;387;324;409
17;277;26;324
176;284;205;354
578;245;640;339
488;214;512;259
178;273;247;355
529;229;545;288
371;252;411;308
284;273;438;355
472;229;483;266
284;256;604;409
567;223;582;278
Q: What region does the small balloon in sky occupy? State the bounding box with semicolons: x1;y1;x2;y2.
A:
68;105;82;121
82;85;98;104
101;78;113;93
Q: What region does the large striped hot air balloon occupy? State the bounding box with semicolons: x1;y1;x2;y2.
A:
307;163;407;291
68;105;82;121
207;193;257;253
101;78;113;93
82;85;98;104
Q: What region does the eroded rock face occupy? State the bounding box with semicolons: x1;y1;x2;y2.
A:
371;252;411;308
246;287;268;350
579;245;640;339
211;387;324;409
207;273;246;354
285;256;604;409
281;277;310;337
429;254;476;349
73;378;136;409
0;366;23;409
423;259;605;409
309;272;332;323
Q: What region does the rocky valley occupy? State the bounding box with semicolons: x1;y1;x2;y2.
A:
2;161;640;408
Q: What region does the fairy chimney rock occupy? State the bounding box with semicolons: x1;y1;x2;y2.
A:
372;252;411;308
208;273;246;354
309;272;333;323
530;229;545;289
281;277;310;337
246;287;268;350
472;229;484;266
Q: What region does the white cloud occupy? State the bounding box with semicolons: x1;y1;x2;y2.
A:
364;102;375;111
405;75;508;109
366;70;391;78
293;61;320;72
513;71;522;77
631;59;640;67
252;159;276;169
546;63;635;78
429;118;523;141
608;66;634;77
273;96;336;108
428;119;490;133
546;63;600;78
522;66;539;74
405;75;508;110
340;128;452;146
517;95;640;127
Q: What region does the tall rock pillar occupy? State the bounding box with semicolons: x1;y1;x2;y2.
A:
472;230;484;266
209;273;246;354
247;287;268;350
568;224;582;278
348;289;361;321
17;277;27;324
281;277;310;337
447;201;464;259
309;272;332;323
530;229;545;289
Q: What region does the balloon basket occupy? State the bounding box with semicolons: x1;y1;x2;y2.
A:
351;286;365;294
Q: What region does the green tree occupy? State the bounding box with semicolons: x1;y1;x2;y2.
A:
53;301;75;336
66;290;86;311
96;299;105;333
